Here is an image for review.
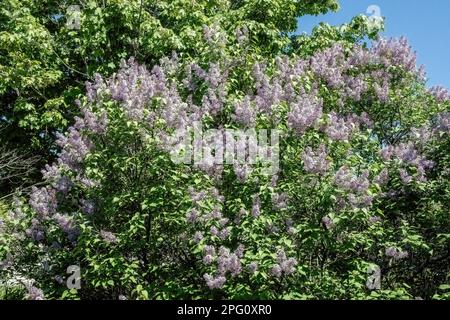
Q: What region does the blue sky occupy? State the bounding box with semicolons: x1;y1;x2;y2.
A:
296;0;450;88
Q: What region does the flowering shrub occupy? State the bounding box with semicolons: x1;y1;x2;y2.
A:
1;21;449;300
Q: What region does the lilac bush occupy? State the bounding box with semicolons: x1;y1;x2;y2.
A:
1;22;449;300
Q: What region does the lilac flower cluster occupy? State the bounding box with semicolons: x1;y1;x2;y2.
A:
310;44;346;89
271;192;288;210
25;218;45;242
301;144;330;174
56;128;93;171
29;187;57;219
380;142;434;183
321;216;335;230
233;96;256;127
30;98;108;237
26;285;45;300
203;273;226;290
343;75;367;101
385;247;409;261
371;37;418;73
270;249;297;277
368;216;382;225
374;168;389;186
429;86;450;102
333;166;370;194
202;245;244;289
287;93;323;135
434;112;450;133
100;230;118;243
53;213;79;241
80;199;95;215
251;195;261;217
324;112;360;141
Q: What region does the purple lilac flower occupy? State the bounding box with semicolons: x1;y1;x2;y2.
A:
287;93;323;135
29;186;57;219
368;216;382;225
374;168;389;186
270;264;282;278
434;112;450;133
248;262;258;274
186;209;199;224
321;216;335;230
310;44;346;88
385;247;409;260
399;169;413;184
271;192;288;210
80;199;95;215
203;255;214;265
100;230;117;243
55;176;73;194
251;195;261;217
325;112;357;141
204;245;216;257
193;231;204;244
374;81;390;102
218;227;231;240
25;219;45;242
301;144;330;174
429;86;450;102
210;226;219;236
333;167;370;194
54;213;79;241
274;249;298;276
203;273;226;290
371;37;418;73
233;96;255;127
26;285;45;300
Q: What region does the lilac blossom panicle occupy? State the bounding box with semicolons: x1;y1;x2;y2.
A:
302;144;330;174
216;246;242;277
203;274;226;290
233;96;255;127
271;249;298;277
100;230;118;243
287;93;323;135
56;127;93;170
434;112;450;133
270;264;282;278
272;192;288;210
248;262;258;274
251;195;261;217
399;169;413;184
385;247;409;261
371;37;418;73
25;218;45;242
80;199;95;215
193;231;204;244
55;176;73;194
325;112;358;141
369;216;382;225
321;216;335;230
29;187;57;219
310;43;346;88
53;213;79;241
333;166;370;194
26;285;45;300
374;168;389;186
186;209;199;224
429;86;450;103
